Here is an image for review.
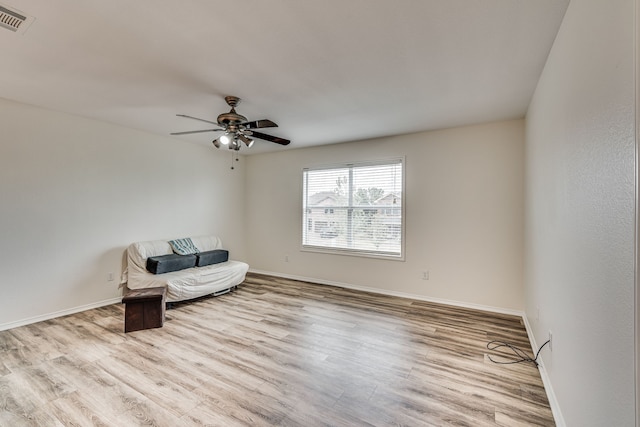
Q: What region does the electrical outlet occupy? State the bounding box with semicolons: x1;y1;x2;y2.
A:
107;272;114;282
285;255;289;262
548;330;553;351
422;271;429;280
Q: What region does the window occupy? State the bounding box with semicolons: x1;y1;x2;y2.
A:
302;159;404;259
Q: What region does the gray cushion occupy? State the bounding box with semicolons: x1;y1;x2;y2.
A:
146;253;197;274
196;250;229;267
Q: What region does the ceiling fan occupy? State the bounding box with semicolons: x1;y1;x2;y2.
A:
171;96;290;151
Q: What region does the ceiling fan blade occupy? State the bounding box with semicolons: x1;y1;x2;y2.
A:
242;119;278;129
176;114;220;126
251;131;290;146
170;128;223;136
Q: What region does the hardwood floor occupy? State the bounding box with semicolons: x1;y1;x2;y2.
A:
0;273;554;426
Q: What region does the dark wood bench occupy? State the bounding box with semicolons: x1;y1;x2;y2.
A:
122;287;166;333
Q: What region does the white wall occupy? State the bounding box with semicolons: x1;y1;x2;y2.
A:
0;98;246;328
246;119;525;312
524;0;636;425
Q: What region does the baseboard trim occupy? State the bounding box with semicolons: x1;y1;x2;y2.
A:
0;297;123;332
521;315;566;427
248;269;524;318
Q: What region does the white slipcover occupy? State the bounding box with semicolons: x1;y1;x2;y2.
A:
125;235;248;302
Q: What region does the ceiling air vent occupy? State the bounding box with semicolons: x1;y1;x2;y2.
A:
0;4;33;34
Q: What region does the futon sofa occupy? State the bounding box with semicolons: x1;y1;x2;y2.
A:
124;235;248;302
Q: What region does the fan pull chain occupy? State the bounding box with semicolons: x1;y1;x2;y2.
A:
230;151;240;170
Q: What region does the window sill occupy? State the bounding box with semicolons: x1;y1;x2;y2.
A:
301;245;405;261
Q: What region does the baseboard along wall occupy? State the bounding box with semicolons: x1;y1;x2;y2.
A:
0;297;123;332
249;269;524;317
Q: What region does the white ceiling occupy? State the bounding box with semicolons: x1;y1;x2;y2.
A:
0;0;569;154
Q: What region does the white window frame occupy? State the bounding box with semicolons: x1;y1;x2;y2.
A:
302;158;405;260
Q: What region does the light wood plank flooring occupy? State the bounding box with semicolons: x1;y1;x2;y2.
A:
0;273;554;426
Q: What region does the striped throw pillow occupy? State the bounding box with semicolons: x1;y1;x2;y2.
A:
168;237;199;255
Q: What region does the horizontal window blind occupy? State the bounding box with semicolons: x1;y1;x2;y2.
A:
302;159;403;258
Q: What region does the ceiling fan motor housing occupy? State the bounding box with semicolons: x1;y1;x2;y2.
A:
217;95;247;126
217;110;247;126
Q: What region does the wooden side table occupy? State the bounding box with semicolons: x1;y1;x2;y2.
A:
122;287;166;333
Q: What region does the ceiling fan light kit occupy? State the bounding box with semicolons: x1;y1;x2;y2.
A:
238;133;254;148
171;96;290;153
